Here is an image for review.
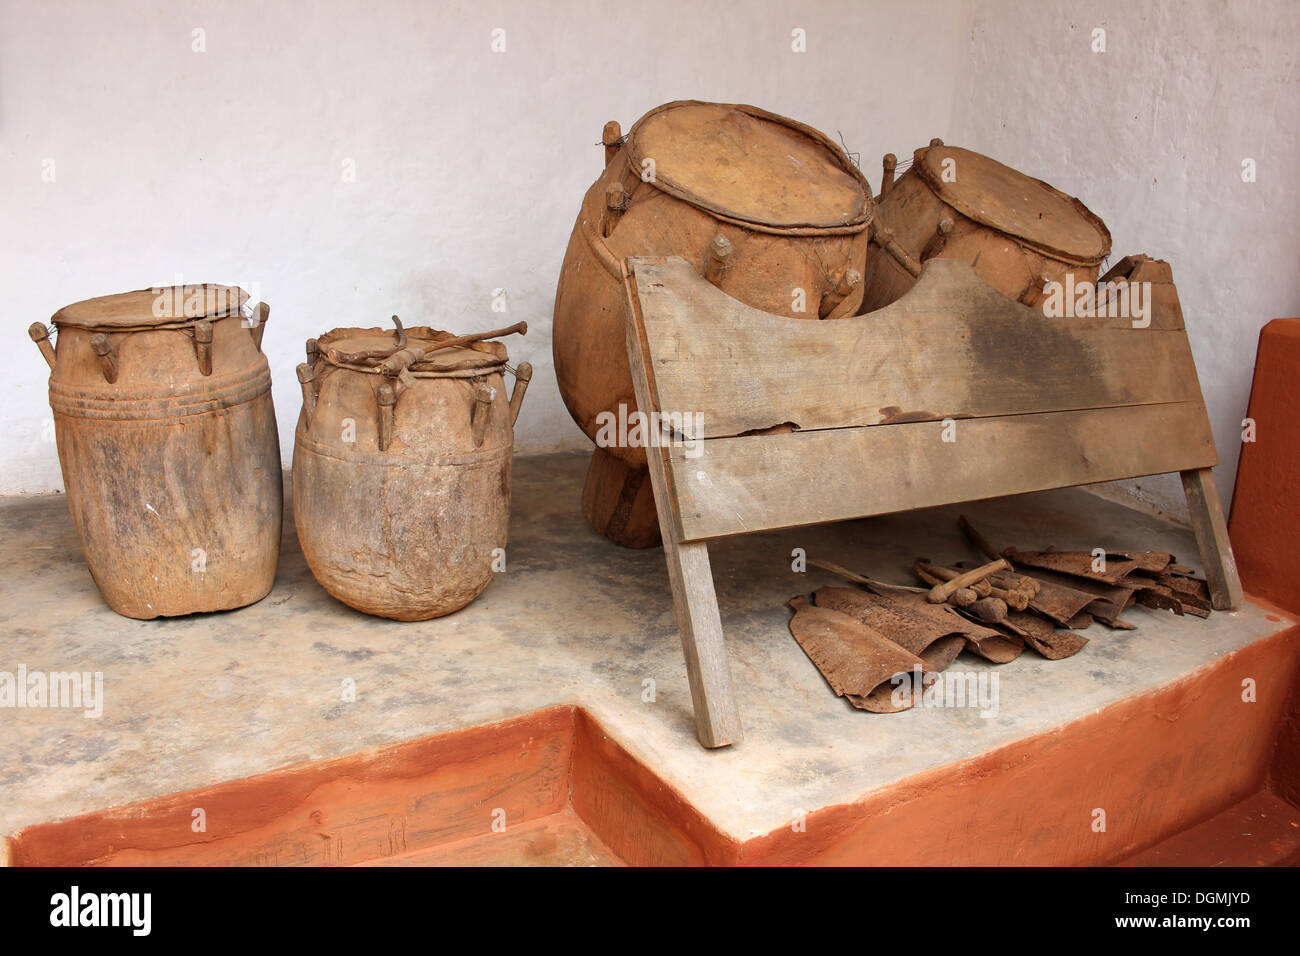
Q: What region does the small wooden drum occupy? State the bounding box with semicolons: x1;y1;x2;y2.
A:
28;285;282;619
292;324;532;621
860;141;1111;313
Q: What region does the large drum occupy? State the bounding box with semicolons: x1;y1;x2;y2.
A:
292;324;532;621
860;141;1111;313
28;285;282;619
553;100;875;546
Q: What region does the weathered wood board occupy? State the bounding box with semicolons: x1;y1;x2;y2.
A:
622;254;1241;748
668;402;1217;541
635;256;1199;442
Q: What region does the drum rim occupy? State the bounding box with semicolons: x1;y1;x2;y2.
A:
624;100;875;235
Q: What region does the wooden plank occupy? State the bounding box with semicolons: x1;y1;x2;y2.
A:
667;402;1218;541
630;256;1199;440
623;263;743;748
1181;468;1245;611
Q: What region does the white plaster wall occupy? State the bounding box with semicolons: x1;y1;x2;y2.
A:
950;0;1300;518
4;1;1293;518
0;0;962;494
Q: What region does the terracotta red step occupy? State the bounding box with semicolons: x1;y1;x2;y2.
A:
1118;789;1300;866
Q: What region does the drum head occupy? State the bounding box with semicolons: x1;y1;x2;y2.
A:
627;101;873;232
917;146;1110;264
52;284;249;328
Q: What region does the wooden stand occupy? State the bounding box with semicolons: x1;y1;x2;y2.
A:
622;254;1243;749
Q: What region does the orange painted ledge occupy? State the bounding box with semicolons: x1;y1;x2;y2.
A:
7;614;1300;867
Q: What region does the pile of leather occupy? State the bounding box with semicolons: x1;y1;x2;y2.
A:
787;516;1214;713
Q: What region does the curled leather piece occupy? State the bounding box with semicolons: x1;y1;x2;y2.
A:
855;586;1025;663
1002;548;1173;586
812;587;966;673
998;611;1089;661
787;596;929;713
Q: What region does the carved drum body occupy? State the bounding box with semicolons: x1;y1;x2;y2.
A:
30;285;282;619
553;100;876;468
292;326;530;621
861;143;1112;313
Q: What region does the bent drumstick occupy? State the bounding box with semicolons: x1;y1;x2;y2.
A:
379;321;528;376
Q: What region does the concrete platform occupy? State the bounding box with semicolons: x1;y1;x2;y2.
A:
1;451;1296;862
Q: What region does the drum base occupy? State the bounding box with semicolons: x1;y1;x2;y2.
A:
581;446;661;549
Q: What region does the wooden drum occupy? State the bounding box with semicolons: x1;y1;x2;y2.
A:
861;141;1112;313
292;324;532;621
28;285;282;619
553;100;875;546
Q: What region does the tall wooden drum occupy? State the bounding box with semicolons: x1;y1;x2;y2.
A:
28;285;282;619
553;100;875;547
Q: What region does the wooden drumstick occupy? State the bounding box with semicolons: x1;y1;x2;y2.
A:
371;321;528;374
925;558;1009;604
811;558;928;594
937;562;1033;610
917;560;992;596
965;596;1009;624
912;562;979;607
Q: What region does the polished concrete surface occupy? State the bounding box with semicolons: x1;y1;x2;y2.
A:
0;451;1291;842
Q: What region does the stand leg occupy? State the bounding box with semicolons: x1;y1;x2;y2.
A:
622;263;742;746
1181;468;1245;610
660;535;744;748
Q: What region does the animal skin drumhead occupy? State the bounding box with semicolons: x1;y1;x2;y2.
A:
916;145;1111;263
627;101;872;230
52;284;249;328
